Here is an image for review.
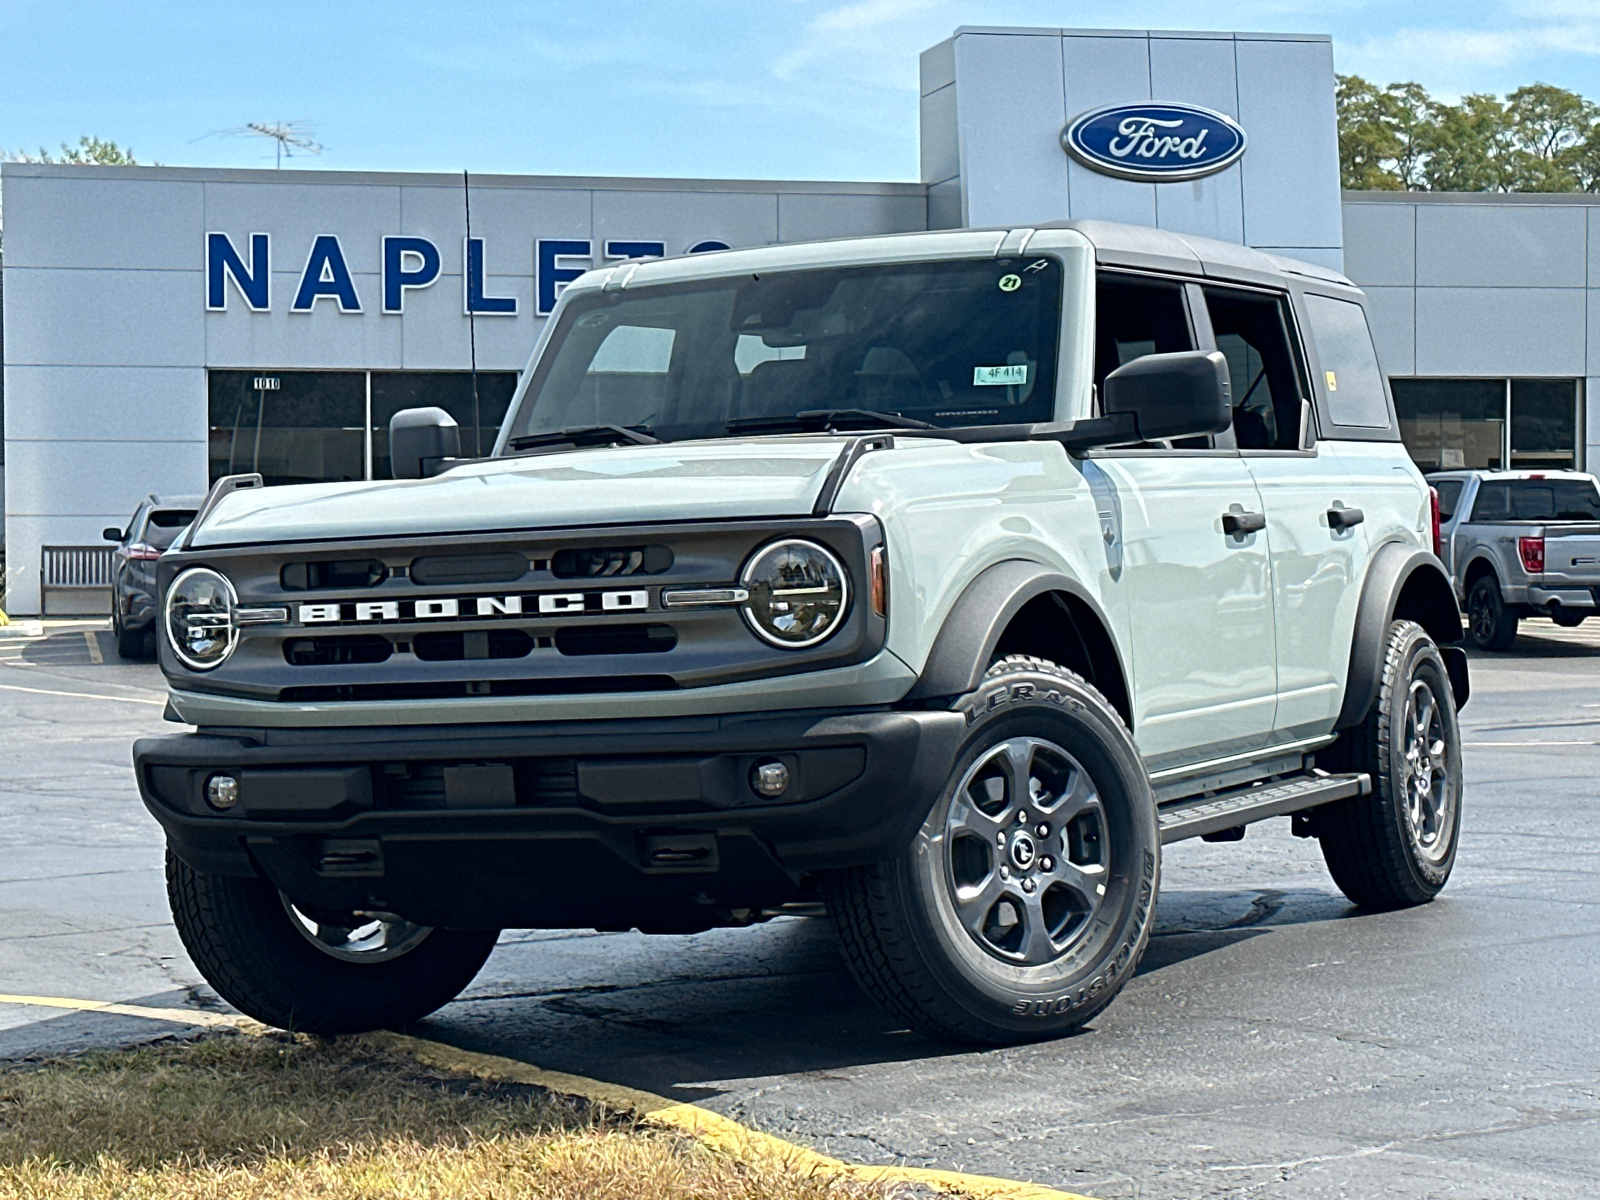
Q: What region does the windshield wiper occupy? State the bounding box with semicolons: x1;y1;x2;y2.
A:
725;409;934;434
507;425;659;452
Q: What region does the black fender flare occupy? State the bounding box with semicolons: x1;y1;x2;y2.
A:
1337;542;1468;729
904;560;1127;702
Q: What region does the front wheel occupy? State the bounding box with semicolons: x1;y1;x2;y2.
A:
167;850;499;1033
1318;620;1463;908
1466;577;1517;651
824;656;1159;1044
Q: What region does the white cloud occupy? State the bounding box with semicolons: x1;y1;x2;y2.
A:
1338;4;1600;88
771;0;951;87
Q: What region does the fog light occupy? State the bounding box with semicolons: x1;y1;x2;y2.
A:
751;760;790;798
205;773;240;810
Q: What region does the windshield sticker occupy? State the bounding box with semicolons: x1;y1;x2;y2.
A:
974;364;1029;387
1325;370;1339;391
997;273;1022;293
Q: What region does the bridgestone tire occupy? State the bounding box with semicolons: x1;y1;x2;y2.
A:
167;849;500;1034
824;656;1159;1044
1319;620;1463;909
1466;577;1517;651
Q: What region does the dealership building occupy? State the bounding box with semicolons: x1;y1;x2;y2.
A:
4;24;1600;614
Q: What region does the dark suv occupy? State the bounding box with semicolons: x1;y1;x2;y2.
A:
104;495;202;658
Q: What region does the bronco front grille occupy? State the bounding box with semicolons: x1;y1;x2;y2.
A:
160;516;884;701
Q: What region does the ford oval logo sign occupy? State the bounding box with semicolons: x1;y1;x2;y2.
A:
1061;102;1247;182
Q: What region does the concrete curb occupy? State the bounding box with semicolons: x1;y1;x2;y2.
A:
0;621;45;638
0;993;1099;1200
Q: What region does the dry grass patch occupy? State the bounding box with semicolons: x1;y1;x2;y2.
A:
0;1032;905;1200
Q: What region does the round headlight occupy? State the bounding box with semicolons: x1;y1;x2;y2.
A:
740;539;849;649
165;567;238;671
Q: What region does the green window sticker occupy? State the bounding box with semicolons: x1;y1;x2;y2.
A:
974;364;1029;387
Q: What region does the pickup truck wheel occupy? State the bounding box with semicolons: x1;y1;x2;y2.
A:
166;849;499;1034
1466;577;1517;651
823;656;1159;1044
1319;620;1462;909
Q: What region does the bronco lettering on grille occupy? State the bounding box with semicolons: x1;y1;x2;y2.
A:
297;588;650;625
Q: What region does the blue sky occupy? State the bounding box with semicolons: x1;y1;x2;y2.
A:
3;1;1600;183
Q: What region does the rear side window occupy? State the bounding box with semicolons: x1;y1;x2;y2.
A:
1304;294;1390;429
1433;479;1464;521
1473;480;1600;522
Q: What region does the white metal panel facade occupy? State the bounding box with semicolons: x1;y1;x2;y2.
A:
920;26;1342;264
0;164;925;613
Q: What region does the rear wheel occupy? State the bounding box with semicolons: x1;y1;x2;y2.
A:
824;656;1158;1044
1318;620;1463;908
1466;576;1517;651
167;849;499;1033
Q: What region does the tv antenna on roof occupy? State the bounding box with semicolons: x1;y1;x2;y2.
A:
197;120;323;169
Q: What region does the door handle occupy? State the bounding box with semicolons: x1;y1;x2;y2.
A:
1222;511;1266;536
1327;506;1365;530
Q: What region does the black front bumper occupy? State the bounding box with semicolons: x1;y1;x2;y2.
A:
135;708;964;932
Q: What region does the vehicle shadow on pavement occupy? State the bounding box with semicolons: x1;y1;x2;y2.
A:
413;886;1367;1099
1139;885;1357;975
15;631;102;667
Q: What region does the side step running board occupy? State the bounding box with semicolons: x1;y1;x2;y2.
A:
1157;771;1370;845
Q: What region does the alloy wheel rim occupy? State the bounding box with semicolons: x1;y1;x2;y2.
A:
937;737;1109;966
1400;678;1454;865
1469;592;1495;641
280;893;433;963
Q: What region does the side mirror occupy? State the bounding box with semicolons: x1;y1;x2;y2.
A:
1102;350;1232;443
103;527;124;543
389;407;461;479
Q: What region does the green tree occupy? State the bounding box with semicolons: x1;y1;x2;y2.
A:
6;135;142;165
1420;93;1514;191
1338;77;1600;193
1337;75;1431;189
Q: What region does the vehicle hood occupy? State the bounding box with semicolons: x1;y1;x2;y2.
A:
188;439;851;547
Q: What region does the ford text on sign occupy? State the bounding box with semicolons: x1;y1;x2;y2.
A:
1060;103;1247;182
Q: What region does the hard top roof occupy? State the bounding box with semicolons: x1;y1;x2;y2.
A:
1047;220;1353;289
588;218;1353;296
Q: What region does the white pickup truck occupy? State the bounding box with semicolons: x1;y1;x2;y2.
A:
137;220;1468;1045
1429;469;1600;650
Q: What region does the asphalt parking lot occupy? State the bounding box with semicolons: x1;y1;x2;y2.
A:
2;619;1597;1199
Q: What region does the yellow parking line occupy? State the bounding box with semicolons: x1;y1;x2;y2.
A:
83;630;104;664
0;993;1096;1200
0;993;262;1030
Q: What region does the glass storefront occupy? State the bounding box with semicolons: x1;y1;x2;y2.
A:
1391;378;1581;474
208;370;517;486
370;372;517;480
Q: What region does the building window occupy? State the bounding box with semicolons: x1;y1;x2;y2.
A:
209;371;365;486
370;372;517;480
208;370;519;486
1510;379;1577;469
1390;378;1583;474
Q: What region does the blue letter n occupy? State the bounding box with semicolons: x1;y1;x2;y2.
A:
207;232;269;311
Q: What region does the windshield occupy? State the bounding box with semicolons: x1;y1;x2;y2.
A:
504;257;1063;445
1473;479;1600;522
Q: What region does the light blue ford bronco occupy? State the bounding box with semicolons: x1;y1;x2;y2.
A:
137;220;1469;1044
